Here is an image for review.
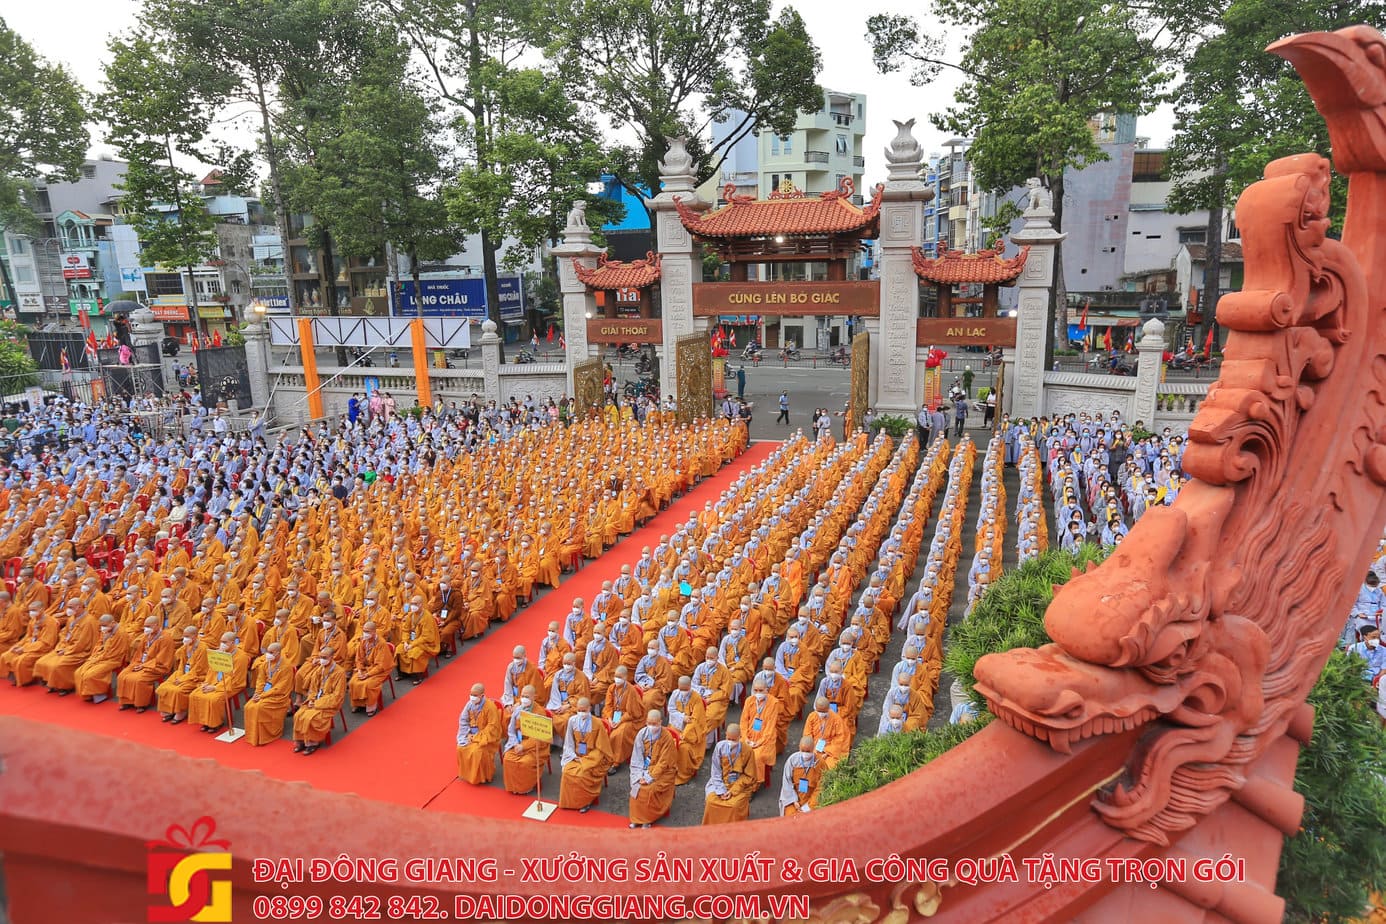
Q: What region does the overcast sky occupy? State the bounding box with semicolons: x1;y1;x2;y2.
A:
8;0;1176;186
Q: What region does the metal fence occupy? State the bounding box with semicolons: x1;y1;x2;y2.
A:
195;345;251;410
26;331;88;371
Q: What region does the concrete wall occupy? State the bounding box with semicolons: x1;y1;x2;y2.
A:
498;365;568;405
1125;209;1188;279
1060;143;1134;293
1041;371;1137;419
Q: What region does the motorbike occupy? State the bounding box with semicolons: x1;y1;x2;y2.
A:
1170;352;1213;374
616;343;640;358
982;348;1003;368
623;377;660;400
778;346;802;362
514;349;537;364
1108;356;1135;376
741;344;763;364
827;347;850;366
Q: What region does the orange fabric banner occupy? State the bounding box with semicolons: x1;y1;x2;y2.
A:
411;318;432;408
297;318;325;420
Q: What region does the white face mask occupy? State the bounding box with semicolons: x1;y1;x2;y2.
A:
1369;638;1381;649
319;658;330;667
143;626;154;635
520;696;532;707
755;692;766;701
613;677;624;686
220;643;231;652
469;694;481;705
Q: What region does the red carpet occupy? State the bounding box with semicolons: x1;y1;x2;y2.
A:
0;441;777;828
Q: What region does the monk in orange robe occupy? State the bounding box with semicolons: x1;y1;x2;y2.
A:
738;676;784;775
293;650;346;754
157;627;208;723
667;675;710;784
117;616;177;711
558;697;613;813
627;710;678;828
544;652;589;739
243;642;294;746
35;602;97;694
779;736;824;817
501;684;551;795
397;594;439;682
701;723;762;825
187;632;251;733
74;614;129;702
0;591;23;647
604;666;645;766
456;682;504;784
2;607;57;686
803;696;852;769
347;621;394;715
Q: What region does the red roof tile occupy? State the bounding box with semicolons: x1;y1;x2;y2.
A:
911;242;1030;286
572;252;662;290
675;179;884;239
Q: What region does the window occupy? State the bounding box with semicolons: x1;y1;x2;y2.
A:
1225;219;1241;240
771;136;780;156
835;134;849;155
836;174;847;190
9;238;24;254
15;265;34;284
770;174;780;193
779;135;792;154
1145;234;1162;240
1178;228;1206;244
857;103;863;118
81;164;96;179
1132;151;1166;183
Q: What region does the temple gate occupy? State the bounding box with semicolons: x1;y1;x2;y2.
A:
674;332;712;424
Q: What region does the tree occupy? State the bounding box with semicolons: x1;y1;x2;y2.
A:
285;38;464;318
1165;0;1384;350
544;0;824;225
381;0;623;346
0;17;88;314
100;31;228;341
866;1;1166;364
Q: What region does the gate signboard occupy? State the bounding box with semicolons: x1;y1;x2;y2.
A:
692;281;880;317
916;317;1017;347
586;319;663;344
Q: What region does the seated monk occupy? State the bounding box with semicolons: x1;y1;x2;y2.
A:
35;602;97;695
545;652;590;739
347;621;394;715
397;594;439;683
73;614;129;704
737;675;784;778
779;736;825;816
604;666;645;768
558;697;613;814
690;646;733;732
0;591;23;647
255;610;301;672
501;684;550;795
803;696;852;769
633;640;673;713
701;723;762;825
667;674;709;784
582;628;619;707
187;631;251;734
2;605;55;686
456;682;504;784
461;561;493;640
539;622;571;700
292;648;347;755
627;710;679;828
610;610;643;673
116;615;177;712
156;627;207;724
501;645;545;719
243;642;295;746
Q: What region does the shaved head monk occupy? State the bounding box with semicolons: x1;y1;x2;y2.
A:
243;642;294;746
73;613;128;704
117;615;176;712
627;709;677;829
701;722;762;825
456;683;503;784
558;696;613;814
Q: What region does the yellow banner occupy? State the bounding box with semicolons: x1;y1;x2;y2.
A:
518;711;553;741
206;650;235;673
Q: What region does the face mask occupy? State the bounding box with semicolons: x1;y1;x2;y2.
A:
520;696;532;707
143;627;154;635
220;643;231;652
1369;638;1381;649
613;677;624;686
755;692;766;702
319;658;330;667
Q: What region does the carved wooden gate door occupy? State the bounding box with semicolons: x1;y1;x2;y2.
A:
572;357;604;420
848;329;869;436
675;332;712;424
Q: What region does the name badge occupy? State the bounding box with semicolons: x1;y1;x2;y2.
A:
469;726;478;735
815;738;826;753
611;710;622;726
829;702;838;712
798;778;809;794
263;682;273;692
576;743;587;756
752;718;762;732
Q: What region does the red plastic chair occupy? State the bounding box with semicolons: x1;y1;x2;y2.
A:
181;539;194;559
170;523;185;540
135;495;150;513
153;538;169;564
33;561;46;582
123;533;137;553
4;579;15;597
106;549;126;573
2;557;20;581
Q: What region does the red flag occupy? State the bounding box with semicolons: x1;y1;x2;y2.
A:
78;309;92;332
559;334;566;350
188;332;198;353
212;330;223;347
1079;299;1089;331
83;330;99;363
1124;331;1134;353
1102;327;1113;352
546;324;554;342
1203;326;1215;358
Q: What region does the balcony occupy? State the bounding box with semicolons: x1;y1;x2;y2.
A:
853;156;865;168
804;151;830;165
830;112;853;127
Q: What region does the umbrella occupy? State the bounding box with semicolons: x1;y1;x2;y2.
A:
104;300;141;314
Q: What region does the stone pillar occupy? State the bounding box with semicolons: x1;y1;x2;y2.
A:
241;319;271;411
647;137;706;401
479;318;502;404
1132;318;1166;427
875;120;933;414
1008;180;1067;419
551;202;603;397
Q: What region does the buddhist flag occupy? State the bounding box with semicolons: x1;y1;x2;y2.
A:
1203;326;1215;358
559;334;566;350
1124;331;1134;353
59;348;71;373
84;330;100;363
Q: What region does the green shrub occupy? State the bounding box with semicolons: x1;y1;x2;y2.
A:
1278;650;1386;923
868;414;913;438
819;716;992;807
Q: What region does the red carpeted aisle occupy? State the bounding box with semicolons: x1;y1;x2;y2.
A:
0;440;777;828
